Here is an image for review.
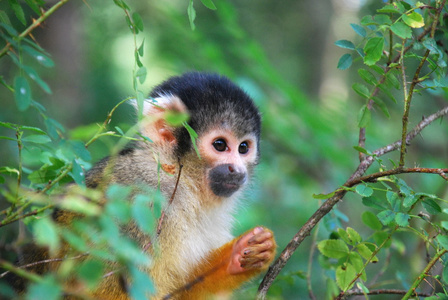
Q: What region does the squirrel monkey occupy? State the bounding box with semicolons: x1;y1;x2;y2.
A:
14;72;276;299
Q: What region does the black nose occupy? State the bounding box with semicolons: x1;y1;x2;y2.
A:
209;164;247;197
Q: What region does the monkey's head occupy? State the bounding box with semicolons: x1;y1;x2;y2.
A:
138;72;261;199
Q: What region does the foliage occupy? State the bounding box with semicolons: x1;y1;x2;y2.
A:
0;0;448;300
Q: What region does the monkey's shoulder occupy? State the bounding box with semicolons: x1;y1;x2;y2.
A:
85;147;161;188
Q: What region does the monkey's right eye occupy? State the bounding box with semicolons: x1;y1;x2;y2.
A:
213;139;227;152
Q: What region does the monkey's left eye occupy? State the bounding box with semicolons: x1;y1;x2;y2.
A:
213;139;228;152
238;142;249;154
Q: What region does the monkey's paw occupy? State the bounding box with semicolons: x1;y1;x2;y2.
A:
227;227;276;275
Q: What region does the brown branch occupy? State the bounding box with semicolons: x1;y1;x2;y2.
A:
343;289;431;297
156;163;183;236
0;253;88;279
256;106;448;299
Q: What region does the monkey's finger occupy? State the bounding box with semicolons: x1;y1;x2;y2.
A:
247;230;273;245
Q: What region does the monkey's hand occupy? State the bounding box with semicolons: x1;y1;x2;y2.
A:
227;227;276;275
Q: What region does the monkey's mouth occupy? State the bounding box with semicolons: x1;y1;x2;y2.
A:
210;181;243;197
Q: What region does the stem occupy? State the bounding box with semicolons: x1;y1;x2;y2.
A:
0;0;71;58
336;226;398;299
402;249;448;299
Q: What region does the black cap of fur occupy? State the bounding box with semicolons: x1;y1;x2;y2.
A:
150;72;261;158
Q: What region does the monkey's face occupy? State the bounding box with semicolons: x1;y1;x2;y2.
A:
199;128;259;198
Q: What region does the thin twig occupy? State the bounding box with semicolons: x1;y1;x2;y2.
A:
156;163;183;236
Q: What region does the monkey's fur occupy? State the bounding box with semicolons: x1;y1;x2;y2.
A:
14;72;276;299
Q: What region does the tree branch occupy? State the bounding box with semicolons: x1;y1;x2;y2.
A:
256;106;448;299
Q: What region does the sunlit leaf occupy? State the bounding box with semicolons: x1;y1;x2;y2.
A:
402;11;424;28
317;239;349;259
391;22;412;39
363;37;384;66
336;263;356;291
188;0;196;30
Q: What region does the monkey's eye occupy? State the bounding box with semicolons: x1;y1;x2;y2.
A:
213;139;227;152
238;141;249;154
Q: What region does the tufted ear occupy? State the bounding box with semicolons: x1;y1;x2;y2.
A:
131;95;187;145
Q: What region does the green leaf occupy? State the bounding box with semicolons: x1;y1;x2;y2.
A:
350;23;366;37
355;184;373;197
357;105;371;128
165;111;189;126
128;265;155;299
373;231;392;248
21;126;47;134
60;229;88;252
132;12;144;32
377;210;395;226
337;54;352;70
8;0;26;25
362;211;382;230
395;212;410;227
352;83;370;99
335;40;355;50
363;37;384;66
187;0;196;31
390;22;412;39
26;275;61;300
14;76;32;111
317;239;349;259
377;3;402;14
33;218;60;256
336;263;356;291
362;196;387;210
132;194;155;234
356;242;378;262
200;0;217;10
402;11;424;28
78;260;105;289
403;194;417;208
22;134;51;144
22;65;52;94
183;121;200;157
423;198;441;215
386;191;400;211
347;227;362;244
437;235;448;250
353;146;370;155
138;39;145;56
22;46;54;68
136;66;147;85
358;69;377;86
313;191;335;199
338;228;351;244
349;252;366;281
371;96;390;118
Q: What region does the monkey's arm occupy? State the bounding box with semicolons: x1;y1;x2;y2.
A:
174;227;276;299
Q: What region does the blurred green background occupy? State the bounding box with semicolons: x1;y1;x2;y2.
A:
1;0;447;298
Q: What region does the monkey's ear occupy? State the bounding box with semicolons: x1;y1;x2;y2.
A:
132;95;187;145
